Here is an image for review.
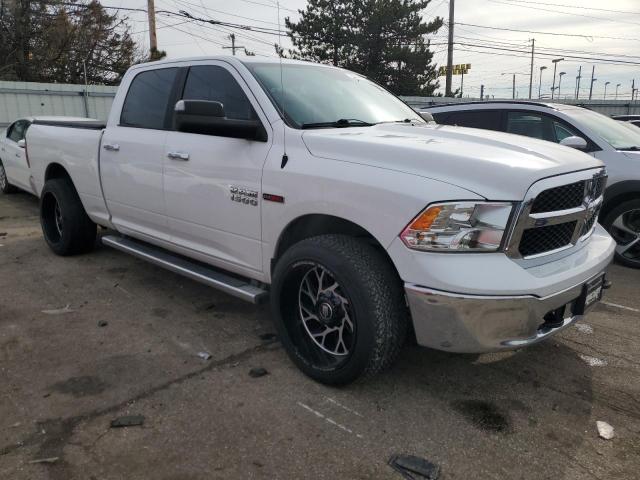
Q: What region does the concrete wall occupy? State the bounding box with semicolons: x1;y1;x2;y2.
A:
0;81;117;127
401;96;640;117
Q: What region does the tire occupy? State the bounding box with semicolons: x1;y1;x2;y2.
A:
270;234;408;385
602;199;640;269
40;177;97;256
0;159;18;194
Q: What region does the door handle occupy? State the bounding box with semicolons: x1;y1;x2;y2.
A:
167;151;190;161
103;143;120;152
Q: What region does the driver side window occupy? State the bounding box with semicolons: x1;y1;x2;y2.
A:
182;65;256;121
8;121;26;143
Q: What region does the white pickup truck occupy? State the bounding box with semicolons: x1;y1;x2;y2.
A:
25;56;615;384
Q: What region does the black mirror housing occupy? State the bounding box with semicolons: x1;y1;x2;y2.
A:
174;100;267;141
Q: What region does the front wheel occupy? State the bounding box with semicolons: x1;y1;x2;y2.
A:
602;199;640;269
270;235;407;385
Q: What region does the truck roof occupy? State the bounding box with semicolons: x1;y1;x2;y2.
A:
128;55;328;72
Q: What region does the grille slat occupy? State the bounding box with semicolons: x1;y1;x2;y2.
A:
530;181;585;213
519;221;577;257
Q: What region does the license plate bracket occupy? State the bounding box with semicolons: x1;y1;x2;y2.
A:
573;273;605;315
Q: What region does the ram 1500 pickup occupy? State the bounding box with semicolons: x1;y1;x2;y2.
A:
25;56;615;384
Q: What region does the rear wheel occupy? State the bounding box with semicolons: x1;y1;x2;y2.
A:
271;235;407;385
0;160;17;194
602;199;640;269
40;177;97;255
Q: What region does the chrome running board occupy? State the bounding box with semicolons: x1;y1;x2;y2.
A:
101;235;268;304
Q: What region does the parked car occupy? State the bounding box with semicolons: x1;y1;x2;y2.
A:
0;116;96;195
0;117;33;194
424;101;640;268
613;115;640;128
24;57;614;384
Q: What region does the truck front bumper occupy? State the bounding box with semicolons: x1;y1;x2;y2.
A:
406;273;606;352
399;225;616;353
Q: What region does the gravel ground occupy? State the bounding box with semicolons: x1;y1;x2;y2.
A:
1;191;639;480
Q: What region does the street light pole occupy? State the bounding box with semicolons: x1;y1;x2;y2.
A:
538;66;547;99
551;58;564;100
615;83;621;100
604;81;610;100
558;72;565;99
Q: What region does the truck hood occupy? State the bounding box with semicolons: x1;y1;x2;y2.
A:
301;123;603;199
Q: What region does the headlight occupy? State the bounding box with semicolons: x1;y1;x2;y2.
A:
400;202;513;252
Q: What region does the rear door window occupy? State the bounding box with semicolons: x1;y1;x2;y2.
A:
120;68;179;129
439;110;503;131
181;65;256;121
506;112;555;141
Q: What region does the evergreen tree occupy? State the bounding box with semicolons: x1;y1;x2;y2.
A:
286;0;443;96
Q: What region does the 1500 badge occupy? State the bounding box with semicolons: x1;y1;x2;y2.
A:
230;186;258;206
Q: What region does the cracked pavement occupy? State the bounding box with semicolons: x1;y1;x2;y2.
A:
1;192;639;479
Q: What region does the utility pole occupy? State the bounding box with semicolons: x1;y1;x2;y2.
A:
575;66;582;99
551;58;563;100
589;66;596;100
223;33;245;56
147;0;158;56
480;84;484;100
445;0;455;97
528;38;535;99
460;70;464;98
512;74;516;100
633;79;637;101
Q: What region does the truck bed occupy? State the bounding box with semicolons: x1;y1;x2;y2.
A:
31;119;106;130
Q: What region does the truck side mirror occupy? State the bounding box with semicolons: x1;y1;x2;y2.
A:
559;136;588;150
174;99;266;142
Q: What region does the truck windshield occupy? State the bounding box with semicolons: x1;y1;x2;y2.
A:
564;108;640;151
246;62;422;129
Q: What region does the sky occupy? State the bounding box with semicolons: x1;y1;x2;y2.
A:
104;0;640;100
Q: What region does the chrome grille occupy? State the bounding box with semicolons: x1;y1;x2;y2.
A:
519;221;577;257
506;168;607;260
530;181;585;213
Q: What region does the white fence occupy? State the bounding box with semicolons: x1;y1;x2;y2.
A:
0;81;117;127
1;81;638;128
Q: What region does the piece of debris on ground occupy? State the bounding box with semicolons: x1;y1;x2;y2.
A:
249;367;269;378
197;351;212;360
597;421;615;440
28;457;59;464
110;415;145;428
41;304;74;315
388;454;440;480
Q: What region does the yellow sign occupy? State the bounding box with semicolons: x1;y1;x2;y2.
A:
438;64;471;76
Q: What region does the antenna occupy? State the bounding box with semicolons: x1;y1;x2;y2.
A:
277;1;288;168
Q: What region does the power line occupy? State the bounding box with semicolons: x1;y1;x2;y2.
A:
488;0;640;28
452;22;640;42
495;0;640;16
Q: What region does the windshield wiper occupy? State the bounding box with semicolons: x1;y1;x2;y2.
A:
618;146;640;151
300;118;375;129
